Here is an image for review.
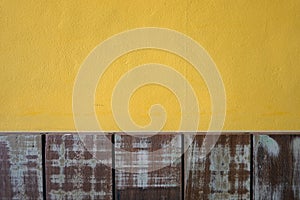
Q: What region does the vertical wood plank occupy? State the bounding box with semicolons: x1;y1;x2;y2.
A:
0;134;43;199
185;134;251;200
253;135;300;200
46;133;112;200
115;133;182;200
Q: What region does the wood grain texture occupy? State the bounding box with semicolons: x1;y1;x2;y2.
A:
253;135;300;200
115;133;182;200
1;132;300;200
185;134;251;200
46;133;112;200
0;134;43;199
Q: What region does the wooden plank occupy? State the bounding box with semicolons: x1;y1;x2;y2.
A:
46;133;112;200
184;134;251;199
115;133;182;200
0;134;43;199
253;135;300;200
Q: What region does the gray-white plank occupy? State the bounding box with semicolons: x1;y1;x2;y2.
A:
0;134;43;199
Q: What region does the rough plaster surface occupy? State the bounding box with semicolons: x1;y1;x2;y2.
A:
0;0;299;130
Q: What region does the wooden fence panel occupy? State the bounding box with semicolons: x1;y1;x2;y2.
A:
46;133;112;200
184;134;251;200
115;133;182;200
253;135;300;200
1;132;300;200
0;134;43;199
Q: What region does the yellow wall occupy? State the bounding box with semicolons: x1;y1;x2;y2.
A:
1;0;299;131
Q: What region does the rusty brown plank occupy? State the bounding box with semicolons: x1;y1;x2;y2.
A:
253;135;300;200
0;134;43;199
184;134;250;199
46;133;112;200
115;133;182;200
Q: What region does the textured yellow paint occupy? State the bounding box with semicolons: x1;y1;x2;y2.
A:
0;0;299;131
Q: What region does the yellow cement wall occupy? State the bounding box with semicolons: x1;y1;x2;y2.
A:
0;0;299;131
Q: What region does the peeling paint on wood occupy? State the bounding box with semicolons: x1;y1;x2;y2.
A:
0;134;43;199
185;134;250;200
46;133;112;200
292;138;300;199
257;135;280;157
115;133;182;200
253;135;300;200
1;132;300;200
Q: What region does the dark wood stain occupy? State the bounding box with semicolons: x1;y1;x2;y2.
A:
115;133;182;200
46;133;112;200
185;134;251;199
0;135;43;199
0;132;300;200
117;187;180;200
0;139;13;198
253;135;300;200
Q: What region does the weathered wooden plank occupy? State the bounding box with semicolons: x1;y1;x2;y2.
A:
46;133;112;200
0;134;43;199
115;133;182;200
185;134;251;200
253;135;300;200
